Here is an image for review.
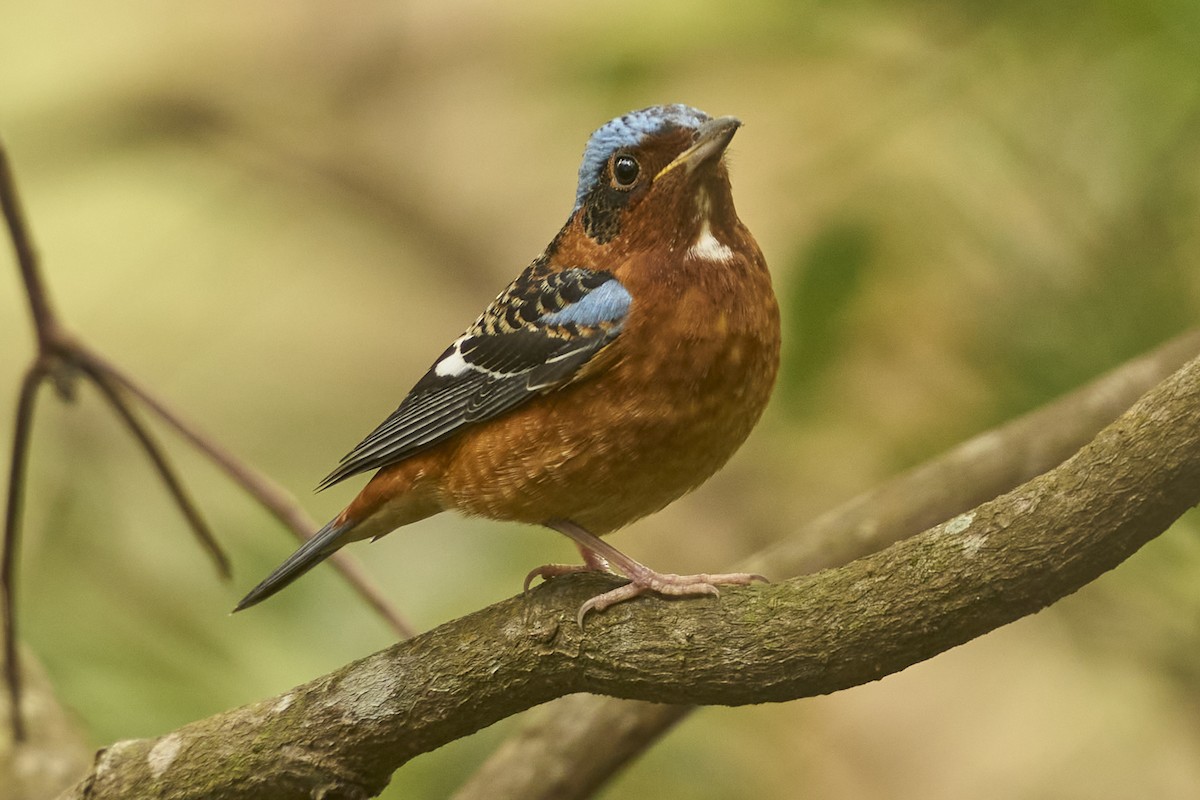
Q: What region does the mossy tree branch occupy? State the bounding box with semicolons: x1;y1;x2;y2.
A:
62;351;1200;800
453;328;1200;800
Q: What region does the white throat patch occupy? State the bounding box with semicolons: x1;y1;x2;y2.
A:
686;188;734;264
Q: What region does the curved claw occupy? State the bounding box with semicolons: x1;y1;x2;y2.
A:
523;563;586;592
577;582;643;626
524;547;618;592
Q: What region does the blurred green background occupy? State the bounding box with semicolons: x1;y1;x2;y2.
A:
3;1;1200;797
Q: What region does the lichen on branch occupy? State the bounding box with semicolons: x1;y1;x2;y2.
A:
61;352;1200;800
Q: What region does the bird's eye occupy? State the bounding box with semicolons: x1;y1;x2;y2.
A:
611;154;640;188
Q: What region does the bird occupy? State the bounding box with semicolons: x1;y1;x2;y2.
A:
234;104;781;623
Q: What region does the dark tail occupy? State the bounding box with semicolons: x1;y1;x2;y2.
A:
233;519;351;612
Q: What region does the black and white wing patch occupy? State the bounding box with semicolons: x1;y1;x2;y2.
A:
317;264;632;490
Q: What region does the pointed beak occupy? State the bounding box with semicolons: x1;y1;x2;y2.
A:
655;115;742;180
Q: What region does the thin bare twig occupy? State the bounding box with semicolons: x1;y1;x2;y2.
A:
2;364;46;744
1;148;56;345
1;137;415;742
83;348;416;636
1;140;63;744
85;366;231;578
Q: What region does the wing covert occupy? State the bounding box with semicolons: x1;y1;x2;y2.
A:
317;265;631;490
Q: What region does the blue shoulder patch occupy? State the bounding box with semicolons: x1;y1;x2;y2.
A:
574;104;711;211
539;279;632;327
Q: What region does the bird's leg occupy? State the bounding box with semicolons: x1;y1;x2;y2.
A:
542;519;767;625
523;543;615;591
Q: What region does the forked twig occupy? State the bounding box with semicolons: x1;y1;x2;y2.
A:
0;139;415;742
83;349;415;635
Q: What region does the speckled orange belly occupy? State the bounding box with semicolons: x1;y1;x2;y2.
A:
439;245;779;533
344;233;780;540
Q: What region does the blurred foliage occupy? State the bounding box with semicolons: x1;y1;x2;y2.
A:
778;218;877;415
2;1;1200;798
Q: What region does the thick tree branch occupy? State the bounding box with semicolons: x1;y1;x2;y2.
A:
457;327;1200;800
62;351;1200;800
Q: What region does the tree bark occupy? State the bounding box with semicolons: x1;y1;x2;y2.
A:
451;329;1200;800
63;349;1200;800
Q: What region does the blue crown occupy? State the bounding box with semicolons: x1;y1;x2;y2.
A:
574;104;711;211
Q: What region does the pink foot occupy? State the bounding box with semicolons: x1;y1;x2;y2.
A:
523;547;613;592
576;569;767;626
539;519;768;625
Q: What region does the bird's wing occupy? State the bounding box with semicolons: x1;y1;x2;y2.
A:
316;263;632;490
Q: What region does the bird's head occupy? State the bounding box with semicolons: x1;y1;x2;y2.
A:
568;105;743;251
